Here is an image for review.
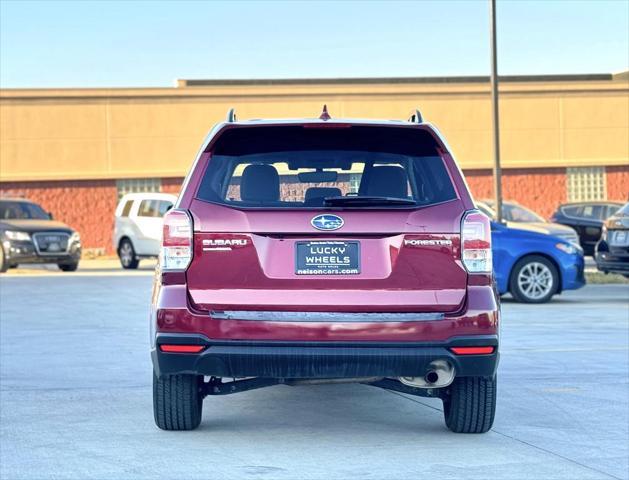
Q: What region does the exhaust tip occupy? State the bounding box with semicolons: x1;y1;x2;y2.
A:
398;360;455;388
424;370;439;384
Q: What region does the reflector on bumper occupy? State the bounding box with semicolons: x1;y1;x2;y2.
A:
450;346;494;355
159;344;205;353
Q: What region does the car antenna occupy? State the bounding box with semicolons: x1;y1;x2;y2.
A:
319;104;331;121
408;109;423;123
226;108;237;122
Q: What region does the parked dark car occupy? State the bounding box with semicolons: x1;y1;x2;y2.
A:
595;202;629;278
151;108;499;433
478;200;579;245
0;198;82;272
551;201;623;255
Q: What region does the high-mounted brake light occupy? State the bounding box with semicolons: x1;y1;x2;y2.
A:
451;346;495;355
461;211;492;273
161;209;192;271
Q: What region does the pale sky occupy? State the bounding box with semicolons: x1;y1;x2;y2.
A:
1;0;627;88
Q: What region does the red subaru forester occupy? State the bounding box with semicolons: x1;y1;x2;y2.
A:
151;108;499;433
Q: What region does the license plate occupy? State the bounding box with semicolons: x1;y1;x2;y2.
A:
295;241;360;275
612;231;629;246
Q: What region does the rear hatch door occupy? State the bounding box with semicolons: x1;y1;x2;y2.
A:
185;124;467;314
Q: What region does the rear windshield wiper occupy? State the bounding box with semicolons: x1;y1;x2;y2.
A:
323;196;417;207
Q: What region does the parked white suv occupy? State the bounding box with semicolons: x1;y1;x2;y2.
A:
113;193;177;269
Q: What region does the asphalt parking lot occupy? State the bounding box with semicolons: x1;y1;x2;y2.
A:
0;273;627;480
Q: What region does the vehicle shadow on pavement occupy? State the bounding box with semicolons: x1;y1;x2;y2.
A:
189;384;448;435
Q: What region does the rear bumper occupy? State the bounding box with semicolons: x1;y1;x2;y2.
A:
151;281;500;379
152;333;499;379
152;283;499;343
595;254;629;274
595;240;629;274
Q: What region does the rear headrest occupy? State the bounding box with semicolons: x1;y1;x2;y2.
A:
364;166;408;198
304;187;342;206
240;164;280;202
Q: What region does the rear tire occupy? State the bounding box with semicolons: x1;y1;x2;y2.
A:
0;247;7;273
58;262;79;272
509;255;558;303
118;239;139;269
153;373;203;431
443;376;496;433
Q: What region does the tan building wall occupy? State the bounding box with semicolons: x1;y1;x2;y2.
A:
1;75;627;253
1;74;628;182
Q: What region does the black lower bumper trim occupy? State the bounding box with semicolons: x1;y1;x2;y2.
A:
4;250;80;265
152;334;499;380
595;259;629;273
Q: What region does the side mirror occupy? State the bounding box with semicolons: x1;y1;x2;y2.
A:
48;212;54;220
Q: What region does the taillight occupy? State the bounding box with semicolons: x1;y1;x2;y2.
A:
161;209;192;271
461;211;492;273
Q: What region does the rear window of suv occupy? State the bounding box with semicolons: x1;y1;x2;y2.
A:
196;125;457;209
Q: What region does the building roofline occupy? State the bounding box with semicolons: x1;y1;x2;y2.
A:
178;73;617;87
1;72;626;101
1;72;626;93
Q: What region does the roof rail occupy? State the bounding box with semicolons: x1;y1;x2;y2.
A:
408;109;423;123
226;108;237;122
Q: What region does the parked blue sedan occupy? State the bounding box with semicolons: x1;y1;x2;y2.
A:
491;220;586;303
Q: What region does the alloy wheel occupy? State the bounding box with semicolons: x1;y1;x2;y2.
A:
517;261;554;301
119;242;133;267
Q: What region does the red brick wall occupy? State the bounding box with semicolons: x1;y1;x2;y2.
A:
0;180;117;253
0;178;188;254
463;169;494;200
161;177;184;195
463;168;567;219
607;166;629;202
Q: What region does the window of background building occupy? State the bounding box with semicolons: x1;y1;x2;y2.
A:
567;167;606;202
349;173;361;194
116;178;161;199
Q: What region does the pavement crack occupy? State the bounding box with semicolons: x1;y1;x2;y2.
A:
490;430;623;480
384;388;622;480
